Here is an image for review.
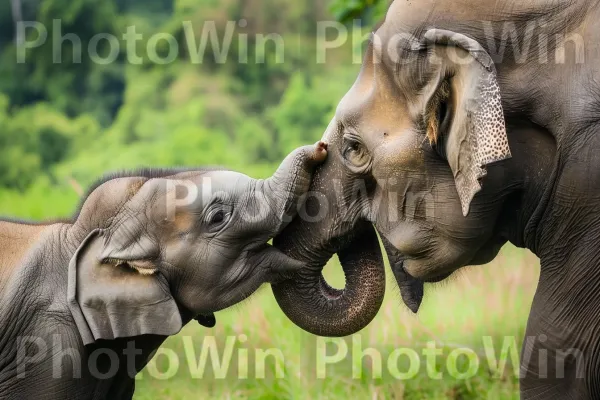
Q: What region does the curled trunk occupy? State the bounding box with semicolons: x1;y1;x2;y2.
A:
272;221;386;337
268;139;386;337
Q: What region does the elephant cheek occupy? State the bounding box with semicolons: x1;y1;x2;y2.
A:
469;236;507;266
378;223;427;258
400;259;429;280
215;274;265;312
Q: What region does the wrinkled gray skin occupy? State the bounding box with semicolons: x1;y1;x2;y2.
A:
0;143;326;399
274;0;600;397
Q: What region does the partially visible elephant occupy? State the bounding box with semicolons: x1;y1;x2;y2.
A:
0;142;327;398
273;0;600;398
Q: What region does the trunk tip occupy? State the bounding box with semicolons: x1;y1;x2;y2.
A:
313;141;328;163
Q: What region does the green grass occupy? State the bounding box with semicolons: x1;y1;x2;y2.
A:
133;247;539;400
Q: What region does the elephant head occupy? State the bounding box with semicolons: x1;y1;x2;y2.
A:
272;28;514;335
68;143;327;344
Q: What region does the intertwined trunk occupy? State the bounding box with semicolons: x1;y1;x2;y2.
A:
269;143;387;337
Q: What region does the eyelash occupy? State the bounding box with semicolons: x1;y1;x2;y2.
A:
341;134;372;174
204;203;232;233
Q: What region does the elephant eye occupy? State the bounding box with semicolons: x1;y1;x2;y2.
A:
211;210;224;224
342;134;372;174
205;204;232;233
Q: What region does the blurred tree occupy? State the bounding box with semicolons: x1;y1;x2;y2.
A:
268;73;334;155
0;0;125;124
0;95;100;189
329;0;388;24
0;0;384;215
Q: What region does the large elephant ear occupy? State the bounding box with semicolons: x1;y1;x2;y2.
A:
68;230;182;345
422;29;511;216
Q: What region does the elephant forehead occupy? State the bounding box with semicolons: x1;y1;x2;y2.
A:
161;171;252;206
200;171;252;193
340;82;407;122
337;59;413;140
383;0;499;35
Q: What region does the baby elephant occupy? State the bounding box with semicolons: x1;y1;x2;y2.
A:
0;142;326;399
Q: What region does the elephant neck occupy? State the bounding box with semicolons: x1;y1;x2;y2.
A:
533;127;600;272
518;127;600;338
497;122;558;254
0;222;76;359
0;220;50;292
0;220;75;296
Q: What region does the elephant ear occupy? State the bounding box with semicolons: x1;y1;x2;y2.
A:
422;29;511;216
67;229;182;345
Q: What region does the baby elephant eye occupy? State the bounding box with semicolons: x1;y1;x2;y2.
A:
342;134;372;174
205;204;232;233
211;210;225;224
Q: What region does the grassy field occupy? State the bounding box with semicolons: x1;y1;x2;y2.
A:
133;245;540;400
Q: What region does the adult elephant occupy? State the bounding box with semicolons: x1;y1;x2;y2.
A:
273;0;600;397
0;143;330;398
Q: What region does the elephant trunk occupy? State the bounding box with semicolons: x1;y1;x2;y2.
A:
263;141;328;229
272;221;386;337
268;139;386;337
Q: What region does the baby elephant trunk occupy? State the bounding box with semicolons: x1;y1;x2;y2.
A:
263;141;328;230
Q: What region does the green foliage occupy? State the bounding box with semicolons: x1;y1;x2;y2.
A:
0;0;124;123
0;0;371;215
330;0;389;24
268;72;337;154
0;177;78;219
0;94;101;189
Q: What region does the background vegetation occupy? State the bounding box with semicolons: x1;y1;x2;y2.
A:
0;0;388;216
0;0;539;398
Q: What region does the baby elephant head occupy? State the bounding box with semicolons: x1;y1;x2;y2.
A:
68;142;327;345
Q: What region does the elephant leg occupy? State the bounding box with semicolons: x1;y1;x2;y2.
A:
520;280;599;399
